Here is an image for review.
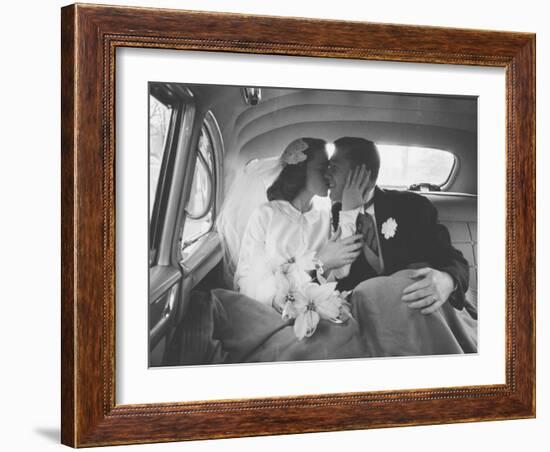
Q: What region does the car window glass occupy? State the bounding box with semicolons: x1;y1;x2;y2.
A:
181;126;216;259
149;95;172;219
186;156;212;218
376;145;456;188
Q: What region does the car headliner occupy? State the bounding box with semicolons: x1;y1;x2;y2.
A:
187;84;477;195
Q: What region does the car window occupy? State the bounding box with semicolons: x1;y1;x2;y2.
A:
376;144;456;189
149;95;173;219
180;125;216;259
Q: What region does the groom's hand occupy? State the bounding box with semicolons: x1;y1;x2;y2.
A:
401;267;455;315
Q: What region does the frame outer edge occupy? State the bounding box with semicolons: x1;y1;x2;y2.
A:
61;4;77;448
531;35;536;417
60;4;536;446
515;35;536;416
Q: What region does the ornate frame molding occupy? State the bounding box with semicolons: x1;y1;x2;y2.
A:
61;4;535;447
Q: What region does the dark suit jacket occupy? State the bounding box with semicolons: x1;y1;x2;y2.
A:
332;186;470;310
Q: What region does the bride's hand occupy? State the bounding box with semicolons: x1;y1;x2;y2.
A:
316;229;364;270
342;164;374;211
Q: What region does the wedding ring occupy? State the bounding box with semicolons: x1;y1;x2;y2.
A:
432;295;438;303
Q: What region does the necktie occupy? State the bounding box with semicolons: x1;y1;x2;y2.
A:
356;211;379;256
331;202;342;232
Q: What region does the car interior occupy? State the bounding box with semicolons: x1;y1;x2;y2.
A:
148;82;478;367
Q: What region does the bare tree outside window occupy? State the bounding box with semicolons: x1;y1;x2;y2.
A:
149;95;172;218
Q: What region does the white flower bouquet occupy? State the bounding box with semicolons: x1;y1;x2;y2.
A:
272;253;353;340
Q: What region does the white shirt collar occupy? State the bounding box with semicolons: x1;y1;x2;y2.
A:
363;188;376;216
365;202;375;216
272;199;320;224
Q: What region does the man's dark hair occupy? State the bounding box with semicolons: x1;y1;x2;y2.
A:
334;137;381;182
267;137;326;202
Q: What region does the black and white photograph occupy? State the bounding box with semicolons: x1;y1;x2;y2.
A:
148;82;478;367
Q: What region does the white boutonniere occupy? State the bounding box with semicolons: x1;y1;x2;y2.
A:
381;217;398;239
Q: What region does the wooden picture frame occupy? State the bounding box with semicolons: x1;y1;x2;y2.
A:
61;3;535;447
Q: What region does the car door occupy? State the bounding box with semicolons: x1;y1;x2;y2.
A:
148;84;196;366
149;83;224;366
159;112;225;365
177;111;224;294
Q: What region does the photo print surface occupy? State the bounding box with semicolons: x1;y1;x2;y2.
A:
148;82;478;368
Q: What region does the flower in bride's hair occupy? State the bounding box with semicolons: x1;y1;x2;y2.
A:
281;138;309;165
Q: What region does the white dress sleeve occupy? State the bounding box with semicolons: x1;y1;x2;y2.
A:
338;207;361;238
327;206;362;280
234;205;277;306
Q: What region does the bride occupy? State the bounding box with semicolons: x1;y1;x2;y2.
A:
233;138;366;311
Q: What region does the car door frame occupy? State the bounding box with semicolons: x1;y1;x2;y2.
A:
171;108;225;329
148;84;198;364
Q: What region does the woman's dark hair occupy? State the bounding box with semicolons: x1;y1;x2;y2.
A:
267;137;327;202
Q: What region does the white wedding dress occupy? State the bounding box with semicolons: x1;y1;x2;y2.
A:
234;199;355;307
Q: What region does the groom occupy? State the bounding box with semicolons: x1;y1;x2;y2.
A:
326;137;469;313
